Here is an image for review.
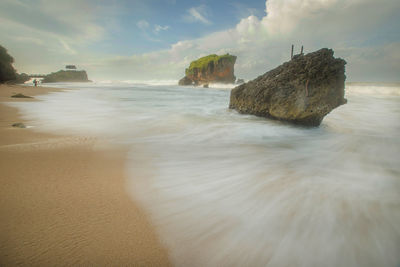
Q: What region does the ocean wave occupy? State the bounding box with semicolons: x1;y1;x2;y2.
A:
9;82;400;267
92;79;178;86
346;83;400;96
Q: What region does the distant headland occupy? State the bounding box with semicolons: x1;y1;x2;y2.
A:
0;44;90;84
179;54;237;86
41;68;90;83
30;65;90;83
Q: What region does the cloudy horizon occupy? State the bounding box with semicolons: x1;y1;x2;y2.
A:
1;0;399;82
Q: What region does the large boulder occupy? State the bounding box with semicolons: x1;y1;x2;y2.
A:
229;48;346;126
179;54;236;85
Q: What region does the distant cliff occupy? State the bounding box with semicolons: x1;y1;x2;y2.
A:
42;70;89;83
179;54;237;86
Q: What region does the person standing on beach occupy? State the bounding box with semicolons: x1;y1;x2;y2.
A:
33;79;37;86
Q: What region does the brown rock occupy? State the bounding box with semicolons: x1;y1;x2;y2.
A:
11;93;33;98
179;54;236;86
178;76;193;86
12;122;26;128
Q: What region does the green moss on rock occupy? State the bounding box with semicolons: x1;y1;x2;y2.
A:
185;54;236;76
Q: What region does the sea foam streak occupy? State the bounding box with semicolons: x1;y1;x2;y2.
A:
9;83;400;267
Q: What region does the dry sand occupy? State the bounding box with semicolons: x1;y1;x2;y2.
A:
0;84;170;266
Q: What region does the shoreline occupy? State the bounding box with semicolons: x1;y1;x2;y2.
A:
0;84;170;266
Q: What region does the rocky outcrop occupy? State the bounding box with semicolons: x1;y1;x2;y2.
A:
236;79;245;84
42;70;89;83
0;45;30;84
178;76;193;86
179;54;236;85
229;48;346;127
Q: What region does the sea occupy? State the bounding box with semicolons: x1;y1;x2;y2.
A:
10;81;400;267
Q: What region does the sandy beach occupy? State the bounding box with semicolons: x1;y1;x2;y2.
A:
0;84;170;266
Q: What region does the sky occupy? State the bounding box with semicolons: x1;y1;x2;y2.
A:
1;0;399;82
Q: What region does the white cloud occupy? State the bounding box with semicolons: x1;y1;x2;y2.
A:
2;0;399;82
0;0;106;43
136;20;150;30
230;2;265;20
59;39;77;55
0;0;116;74
8;33;44;46
87;0;400;82
184;5;212;25
136;21;165;42
154;24;170;34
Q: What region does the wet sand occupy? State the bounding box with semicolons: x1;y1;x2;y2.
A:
0;84;170;266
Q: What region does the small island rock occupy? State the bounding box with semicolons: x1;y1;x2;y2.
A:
179;54;236;86
42;70;89;83
229;48;346;127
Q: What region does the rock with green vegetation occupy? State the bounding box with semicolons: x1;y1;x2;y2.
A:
12;122;26;128
179;54;237;86
11;93;33;98
42;70;89;83
0;45;32;84
0;45;17;83
229;48;347;127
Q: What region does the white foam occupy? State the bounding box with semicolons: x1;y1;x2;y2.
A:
208;82;238;89
91;79;179;86
8;82;400;267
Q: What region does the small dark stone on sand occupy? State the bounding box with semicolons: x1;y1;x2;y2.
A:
11;93;33;98
12;122;26;128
